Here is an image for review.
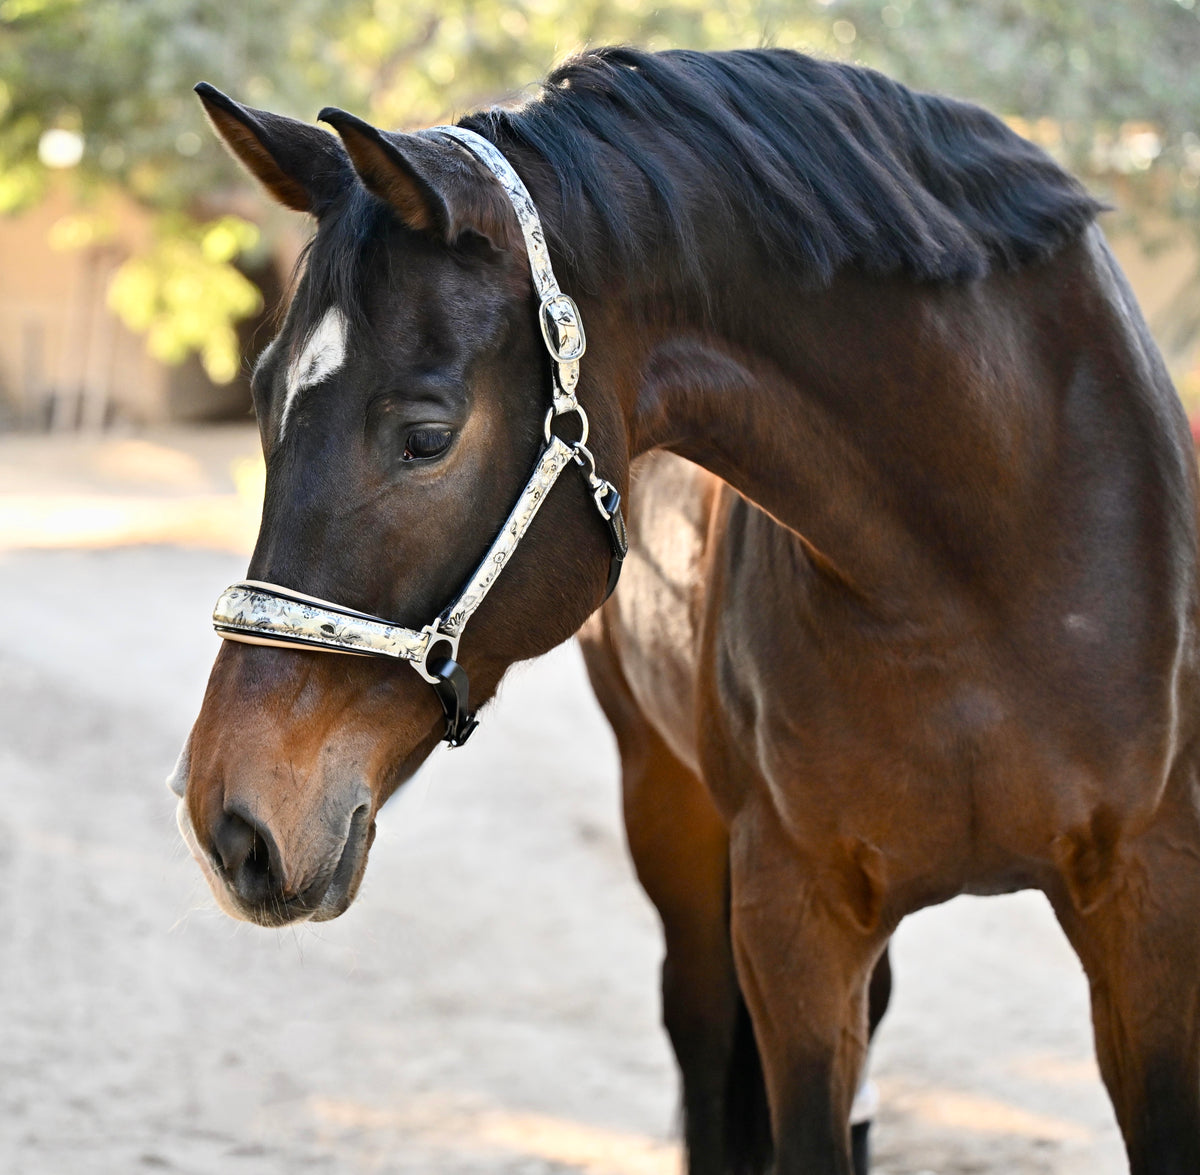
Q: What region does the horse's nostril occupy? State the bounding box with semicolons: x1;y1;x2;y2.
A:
211;808;278;904
211;810;251;873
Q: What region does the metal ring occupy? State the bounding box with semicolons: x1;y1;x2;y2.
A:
543;402;589;447
412;625;462;685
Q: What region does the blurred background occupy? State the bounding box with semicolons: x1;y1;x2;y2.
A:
0;3;1195;1174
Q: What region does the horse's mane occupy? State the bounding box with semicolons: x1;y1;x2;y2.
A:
294;46;1104;340
462;46;1103;291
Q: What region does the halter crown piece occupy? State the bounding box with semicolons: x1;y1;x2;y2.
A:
211;126;628;747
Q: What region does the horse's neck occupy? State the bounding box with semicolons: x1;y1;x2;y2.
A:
613;234;1118;610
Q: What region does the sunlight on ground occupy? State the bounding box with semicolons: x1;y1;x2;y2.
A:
88;438;210;489
310;1096;681;1175
1008;1053;1101;1086
0;430;265;554
0;493;260;551
883;1083;1092;1144
310;1079;1099;1172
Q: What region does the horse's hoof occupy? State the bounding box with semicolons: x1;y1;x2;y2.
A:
851;1119;871;1175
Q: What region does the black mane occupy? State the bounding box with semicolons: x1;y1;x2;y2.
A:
463;46;1103;291
295;46;1105;341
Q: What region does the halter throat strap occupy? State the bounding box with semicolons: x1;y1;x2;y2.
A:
211;125;627;748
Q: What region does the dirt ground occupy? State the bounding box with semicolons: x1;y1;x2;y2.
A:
0;427;1127;1174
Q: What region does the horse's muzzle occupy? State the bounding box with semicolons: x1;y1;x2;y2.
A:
176;787;374;927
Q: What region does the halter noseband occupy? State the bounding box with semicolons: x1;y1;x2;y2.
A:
211;125;628;747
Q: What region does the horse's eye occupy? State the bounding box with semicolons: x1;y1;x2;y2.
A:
402;428;453;462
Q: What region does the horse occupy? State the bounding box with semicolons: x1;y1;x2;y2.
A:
170;46;1200;1175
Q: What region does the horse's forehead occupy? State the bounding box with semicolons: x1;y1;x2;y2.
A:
276;305;349;442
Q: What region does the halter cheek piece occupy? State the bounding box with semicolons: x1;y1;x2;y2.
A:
211;126;627;748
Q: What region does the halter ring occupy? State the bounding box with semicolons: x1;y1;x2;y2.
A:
413;624;462;685
544;402;589;446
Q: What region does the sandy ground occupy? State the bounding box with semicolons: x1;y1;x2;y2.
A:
0;427;1128;1174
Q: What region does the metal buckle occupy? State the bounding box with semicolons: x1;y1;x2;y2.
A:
539;294;586;363
413;624;462;685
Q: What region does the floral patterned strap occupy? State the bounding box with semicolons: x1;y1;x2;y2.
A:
438;434;575;636
213;581;430;662
212;437;577;657
431;124;585;415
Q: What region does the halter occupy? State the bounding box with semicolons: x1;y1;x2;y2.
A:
211;126;628;747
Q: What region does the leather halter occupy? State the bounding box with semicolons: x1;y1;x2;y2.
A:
212;126;628;747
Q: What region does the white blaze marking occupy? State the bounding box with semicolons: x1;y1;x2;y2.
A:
279;306;348;441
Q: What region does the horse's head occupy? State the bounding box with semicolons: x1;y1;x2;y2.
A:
173;86;626;926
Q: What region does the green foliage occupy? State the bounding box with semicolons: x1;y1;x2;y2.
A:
106;215;263;383
4;0;1200;372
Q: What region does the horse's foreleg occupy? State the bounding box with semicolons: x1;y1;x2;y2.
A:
730;813;889;1175
1048;791;1200;1175
626;741;745;1175
580;633;763;1174
627;742;770;1173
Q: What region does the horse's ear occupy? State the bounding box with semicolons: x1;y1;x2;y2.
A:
318;108;513;251
194;82;349;215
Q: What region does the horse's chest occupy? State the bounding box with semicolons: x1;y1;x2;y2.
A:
606;455;1179;890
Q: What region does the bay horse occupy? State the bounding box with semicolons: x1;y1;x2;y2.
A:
172;47;1200;1174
